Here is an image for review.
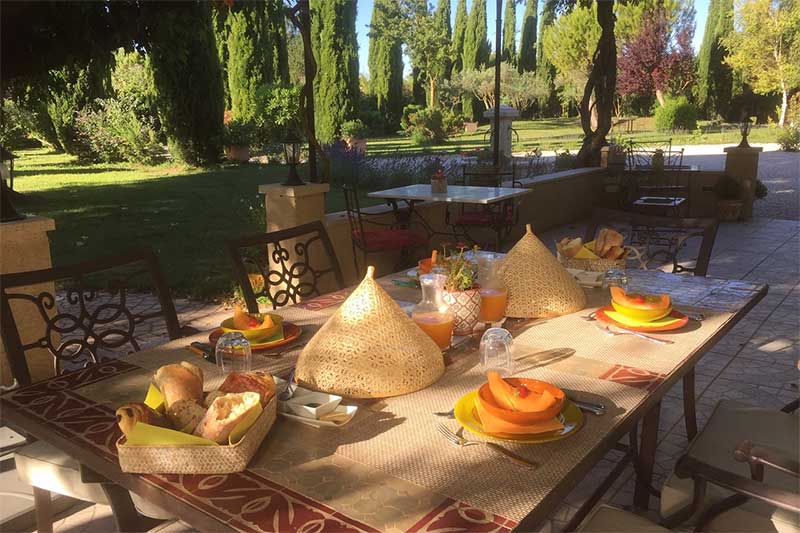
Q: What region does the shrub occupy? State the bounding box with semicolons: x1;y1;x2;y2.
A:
252;83;301;144
654;97;698;131
341;119;368;139
400;104;425;132
554;149;577;170
401;105;446;145
713;175;742;200
754;179;768;200
776;124;800;152
223;119;255;146
441;109;466;135
0;99;37;148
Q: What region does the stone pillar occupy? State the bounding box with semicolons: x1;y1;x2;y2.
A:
258;183;335;304
0;216;57;385
483;105;520;162
723;146;762;220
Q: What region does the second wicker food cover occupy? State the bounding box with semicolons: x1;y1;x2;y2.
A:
295;266;445;398
501;224;587;318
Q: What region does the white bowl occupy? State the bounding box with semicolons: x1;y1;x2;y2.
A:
284;390;341;419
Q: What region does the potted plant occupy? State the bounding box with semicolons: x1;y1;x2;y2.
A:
713;175;743;221
224;119;255;163
755;179;769;201
341;119;368;155
440;245;481;335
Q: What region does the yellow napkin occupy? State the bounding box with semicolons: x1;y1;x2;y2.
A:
144;384;165;412
574;240;600;259
605;309;682;328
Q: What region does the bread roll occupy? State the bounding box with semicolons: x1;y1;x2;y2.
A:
204;390;226;408
194;392;261;444
603;245;626;260
166;399;206;433
596;227;624;257
218;372;276;406
558;237;583;259
154;362;203;408
116;402;168;436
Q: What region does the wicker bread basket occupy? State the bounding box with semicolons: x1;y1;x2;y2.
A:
295;266;444;398
500;225;587;318
117;395;277;474
557;246;641;272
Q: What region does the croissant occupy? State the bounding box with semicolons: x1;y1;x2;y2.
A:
116;402;169;436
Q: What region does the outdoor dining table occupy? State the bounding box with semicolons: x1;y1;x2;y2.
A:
368;184;532;249
0;268;766;532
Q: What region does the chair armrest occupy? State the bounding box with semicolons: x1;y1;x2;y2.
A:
734;440;800;478
676;454;800;514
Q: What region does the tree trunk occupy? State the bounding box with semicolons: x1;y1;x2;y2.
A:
779;84;787;127
576;0;616;167
429;76;438;108
655;89;666;106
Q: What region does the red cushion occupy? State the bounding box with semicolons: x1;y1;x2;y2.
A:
454;210;514;226
353;229;428;251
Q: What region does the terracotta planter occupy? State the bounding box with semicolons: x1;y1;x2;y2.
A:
225;145;251;163
717;199;743;221
444;288;481;335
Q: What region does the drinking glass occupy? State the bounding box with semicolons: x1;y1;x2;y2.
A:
215;332;252;374
479;327;514;376
603;268;629;290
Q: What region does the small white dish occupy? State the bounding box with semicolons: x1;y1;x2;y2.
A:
279;404;358;428
284;390;341;419
406;267;420;278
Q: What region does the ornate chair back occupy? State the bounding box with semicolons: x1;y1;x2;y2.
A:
0;248;181;386
226;221;344;313
584;208;719;277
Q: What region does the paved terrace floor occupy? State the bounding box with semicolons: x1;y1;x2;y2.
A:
3;216;796;532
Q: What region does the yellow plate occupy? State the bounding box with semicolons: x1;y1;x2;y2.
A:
454;390;584;444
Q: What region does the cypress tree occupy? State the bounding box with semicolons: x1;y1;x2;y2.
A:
145;1;224;165
462;0;490;119
452;0;468;74
368;0;404;127
518;0;538;72
311;0;359;142
535;0;559;116
502;0;517;64
212;7;230;109
696;0;736;119
434;0;453;78
265;0;289;84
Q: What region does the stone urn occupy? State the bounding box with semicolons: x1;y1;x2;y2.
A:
444;287;481;335
225;145;251;163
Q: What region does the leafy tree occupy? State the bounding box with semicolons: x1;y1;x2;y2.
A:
462;0;490;119
142;1;225;166
368;0;404;126
47;58;112;155
453;62;548;113
542;4;600;109
695;0;736;118
311;0;360;142
617;5;695;106
518;0;538;72
434;0;453;78
722;0;800;126
502;0;517;64
452;0;469;73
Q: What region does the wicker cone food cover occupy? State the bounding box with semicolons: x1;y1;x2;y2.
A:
295;266;445;398
501;225;587;318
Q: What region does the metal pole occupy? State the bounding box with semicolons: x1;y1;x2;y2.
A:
493;0;502;168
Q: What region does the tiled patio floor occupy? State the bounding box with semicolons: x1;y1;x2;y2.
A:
3;217;798;533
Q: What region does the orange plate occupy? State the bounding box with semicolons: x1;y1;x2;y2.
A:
595;306;689;332
209;322;302;352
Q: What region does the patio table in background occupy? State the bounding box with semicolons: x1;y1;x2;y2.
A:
0;269;765;532
368;184;532;249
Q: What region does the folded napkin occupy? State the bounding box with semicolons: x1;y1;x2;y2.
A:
474;398;564;435
604;309;682;328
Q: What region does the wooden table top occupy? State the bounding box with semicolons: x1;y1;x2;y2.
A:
1;269;766;532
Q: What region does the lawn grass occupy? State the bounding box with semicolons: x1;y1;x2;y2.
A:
12;148;382;299
366;117;780;156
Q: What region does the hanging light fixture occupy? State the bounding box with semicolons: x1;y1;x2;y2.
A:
281;132;305;187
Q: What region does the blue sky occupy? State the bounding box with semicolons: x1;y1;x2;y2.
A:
354;0;710;77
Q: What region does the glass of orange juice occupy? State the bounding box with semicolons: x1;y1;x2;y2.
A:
412;273;454;350
477;252;507;324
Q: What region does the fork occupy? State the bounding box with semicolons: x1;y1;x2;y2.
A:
594;323;674;345
435;423;538;468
